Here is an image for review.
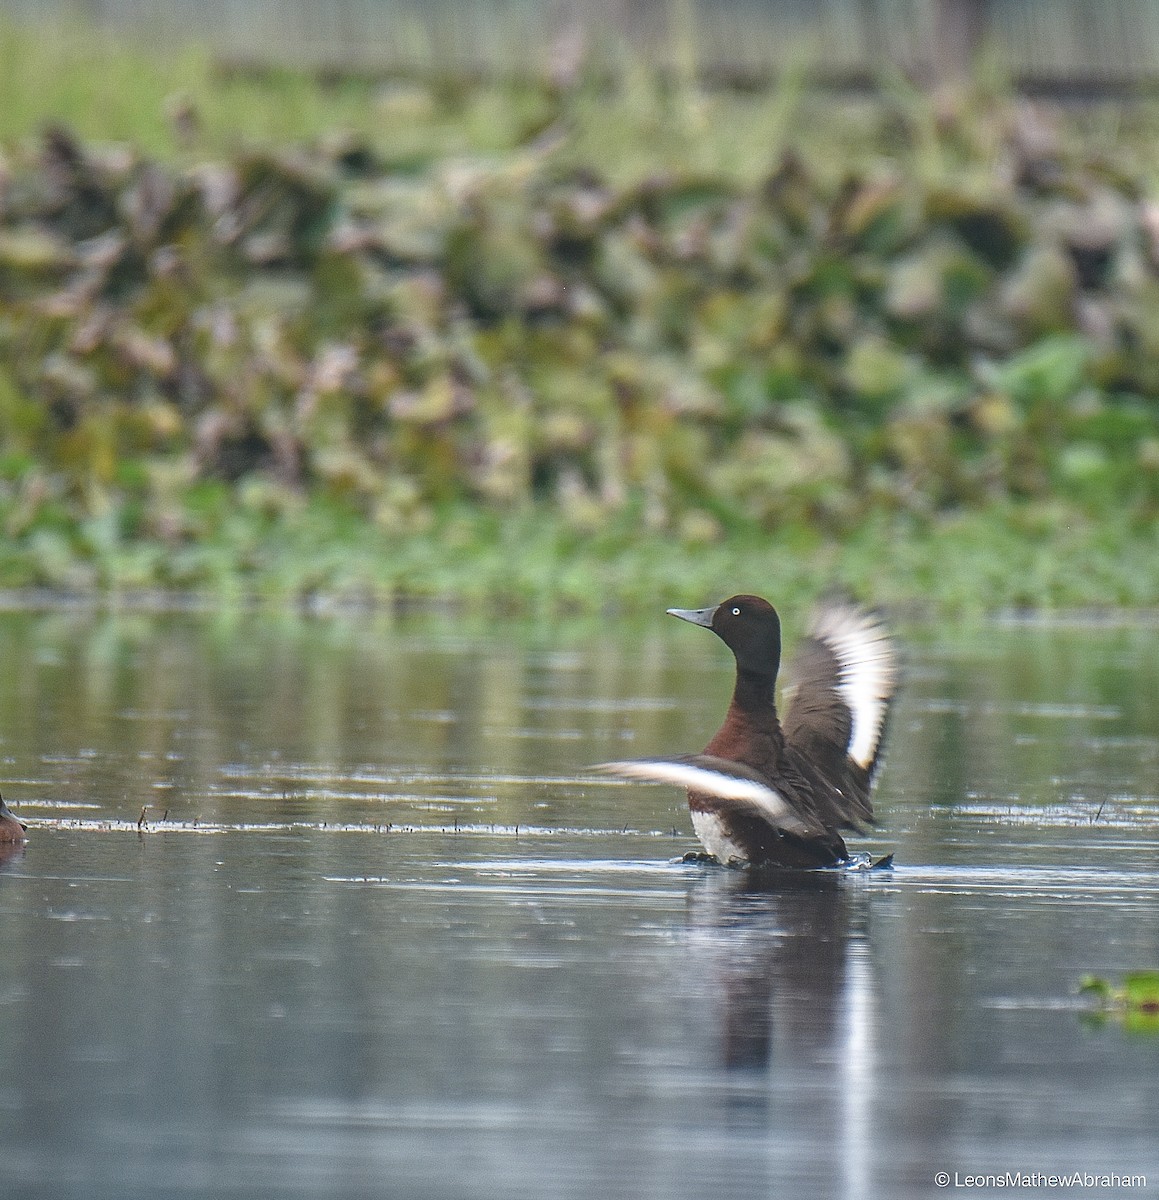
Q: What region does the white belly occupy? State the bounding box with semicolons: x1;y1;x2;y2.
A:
691;809;748;865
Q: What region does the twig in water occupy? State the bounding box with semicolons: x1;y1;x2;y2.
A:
137;806;149;831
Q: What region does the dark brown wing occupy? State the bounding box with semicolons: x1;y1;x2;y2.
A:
781;596;899;828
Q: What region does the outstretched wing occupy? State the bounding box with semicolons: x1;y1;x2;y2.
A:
592;754;822;840
781;594;899;825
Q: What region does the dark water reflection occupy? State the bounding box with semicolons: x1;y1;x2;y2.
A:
1;609;1158;1199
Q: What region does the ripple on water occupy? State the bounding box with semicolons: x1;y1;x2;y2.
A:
522;696;679;713
24;819;683;839
883;862;1159;906
914;699;1121;720
954;797;1159;827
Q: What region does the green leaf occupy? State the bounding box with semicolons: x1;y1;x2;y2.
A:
1077;974;1112;1000
1122;971;1159;1013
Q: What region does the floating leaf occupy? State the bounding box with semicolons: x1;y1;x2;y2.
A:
1078;974;1113;1000
1079;971;1159;1032
1122;971;1159;1013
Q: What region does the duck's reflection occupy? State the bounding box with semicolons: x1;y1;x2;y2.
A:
683;868;878;1195
0;840;26;871
686;868;861;1071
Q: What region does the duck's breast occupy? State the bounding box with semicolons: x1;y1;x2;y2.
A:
690;807;749;865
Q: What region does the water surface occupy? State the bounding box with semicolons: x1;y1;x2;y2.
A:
1;608;1157;1199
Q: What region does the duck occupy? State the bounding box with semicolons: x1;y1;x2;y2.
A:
597;593;899;869
0;793;27;844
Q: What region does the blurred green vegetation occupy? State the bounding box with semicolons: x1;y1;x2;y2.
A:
3;19;1159;614
1080;970;1159;1032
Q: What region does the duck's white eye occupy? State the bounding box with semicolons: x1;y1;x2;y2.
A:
731;607;741;616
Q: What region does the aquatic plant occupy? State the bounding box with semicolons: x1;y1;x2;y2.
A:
1079;971;1159;1033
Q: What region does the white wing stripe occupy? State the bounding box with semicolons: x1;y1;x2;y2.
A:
810;604;898;770
594;759;793;822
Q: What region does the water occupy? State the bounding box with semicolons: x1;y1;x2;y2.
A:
1;607;1157;1199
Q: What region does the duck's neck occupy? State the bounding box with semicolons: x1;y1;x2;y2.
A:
706;667;783;768
732;667;778;715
